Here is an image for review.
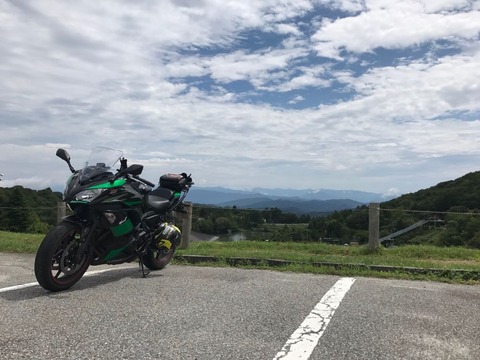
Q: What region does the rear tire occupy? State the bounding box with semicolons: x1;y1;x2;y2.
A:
142;245;176;270
34;221;91;291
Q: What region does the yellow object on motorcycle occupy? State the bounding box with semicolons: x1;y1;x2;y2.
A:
155;223;181;248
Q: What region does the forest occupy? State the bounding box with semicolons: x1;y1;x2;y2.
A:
0;186;61;234
2;170;480;248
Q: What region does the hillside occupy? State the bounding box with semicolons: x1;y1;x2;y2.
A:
382;171;480;211
359;171;480;248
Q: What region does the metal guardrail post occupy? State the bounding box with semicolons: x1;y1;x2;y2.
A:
177;202;192;249
57;202;66;223
368;203;380;250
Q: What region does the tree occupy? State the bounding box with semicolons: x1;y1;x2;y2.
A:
325;219;344;238
5;187;37;233
214;217;234;234
346;210;368;230
467;231;480;248
194;218;214;234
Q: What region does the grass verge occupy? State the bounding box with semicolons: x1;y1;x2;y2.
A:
0;231;44;253
1;231;479;284
174;241;480;284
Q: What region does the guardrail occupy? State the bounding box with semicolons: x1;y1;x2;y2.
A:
367;203;480;249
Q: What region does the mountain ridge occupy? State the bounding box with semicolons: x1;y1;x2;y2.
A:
187;186;394;204
185;186;391;214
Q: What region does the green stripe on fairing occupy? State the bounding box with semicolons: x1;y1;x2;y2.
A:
104;244;130;261
88;179;126;189
111;218;133;236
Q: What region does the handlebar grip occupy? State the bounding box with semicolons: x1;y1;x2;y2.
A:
138;177;155;187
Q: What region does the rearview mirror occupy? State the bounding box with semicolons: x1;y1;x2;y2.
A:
56;148;71;162
56;148;76;173
127;164;144;176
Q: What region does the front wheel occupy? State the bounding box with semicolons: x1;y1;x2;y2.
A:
142;243;176;270
34;221;91;291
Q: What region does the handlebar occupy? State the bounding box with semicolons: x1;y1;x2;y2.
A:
179;173;194;190
116;159;192;189
134;176;155;187
114;166;193;191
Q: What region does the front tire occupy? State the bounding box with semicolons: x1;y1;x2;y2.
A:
34;221;91;291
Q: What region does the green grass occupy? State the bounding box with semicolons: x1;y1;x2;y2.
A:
0;231;44;253
174;241;480;283
2;230;480;283
176;241;480;270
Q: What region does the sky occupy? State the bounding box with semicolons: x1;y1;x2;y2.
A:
1;0;480;197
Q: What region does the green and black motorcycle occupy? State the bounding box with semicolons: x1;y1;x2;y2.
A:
34;147;193;291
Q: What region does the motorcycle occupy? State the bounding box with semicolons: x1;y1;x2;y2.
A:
34;147;193;291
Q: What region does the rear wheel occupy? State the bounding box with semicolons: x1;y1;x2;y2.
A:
34;221;91;291
142;243;176;270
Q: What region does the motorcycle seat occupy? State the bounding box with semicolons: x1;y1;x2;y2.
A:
147;187;174;212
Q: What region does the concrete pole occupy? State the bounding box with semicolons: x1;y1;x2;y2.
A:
178;202;192;249
57;202;66;223
368;203;380;251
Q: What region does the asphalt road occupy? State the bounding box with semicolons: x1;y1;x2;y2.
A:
1;252;479;360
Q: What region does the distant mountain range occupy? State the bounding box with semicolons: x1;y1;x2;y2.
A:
185;186;395;214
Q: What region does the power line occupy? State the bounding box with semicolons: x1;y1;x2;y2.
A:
380;208;480;216
0;206;57;210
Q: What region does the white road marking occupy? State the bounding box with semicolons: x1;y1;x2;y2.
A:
0;266;136;293
273;277;356;360
0;282;38;293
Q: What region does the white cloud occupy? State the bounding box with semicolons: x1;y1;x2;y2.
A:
382;187;400;198
312;1;480;58
1;0;480;196
277;66;331;92
207;48;308;85
289;95;306;104
315;0;366;13
335;51;480;118
275;23;302;36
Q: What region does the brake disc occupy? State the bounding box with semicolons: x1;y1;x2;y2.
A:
59;241;83;275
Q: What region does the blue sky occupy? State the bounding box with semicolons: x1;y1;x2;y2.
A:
1;0;480;197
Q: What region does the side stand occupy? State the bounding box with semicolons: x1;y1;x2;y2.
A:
138;257;150;278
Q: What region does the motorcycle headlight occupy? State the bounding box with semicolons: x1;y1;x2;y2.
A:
75;189;106;202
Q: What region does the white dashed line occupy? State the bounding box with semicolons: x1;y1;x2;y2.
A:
274;277;356;360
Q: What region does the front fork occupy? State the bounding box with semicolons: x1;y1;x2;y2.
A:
75;227;93;263
62;215;95;263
